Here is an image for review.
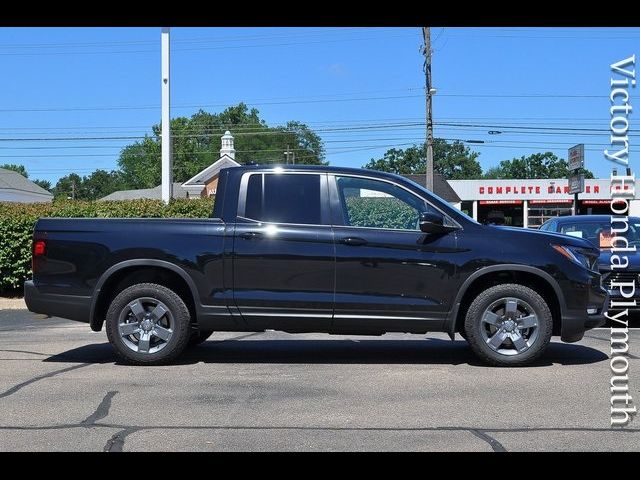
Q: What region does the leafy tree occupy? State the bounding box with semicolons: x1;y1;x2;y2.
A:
118;138;162;190
32;179;52;191
0;164;28;178
117;103;326;189
363;139;482;179
483;152;594;179
82;170;127;200
52;173;84;200
52;170;125;200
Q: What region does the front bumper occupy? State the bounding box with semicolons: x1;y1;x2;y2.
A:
560;271;608;343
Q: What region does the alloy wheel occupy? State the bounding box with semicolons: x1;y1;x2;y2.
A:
117;297;174;354
479;297;539;356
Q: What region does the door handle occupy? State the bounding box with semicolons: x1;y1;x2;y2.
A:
340;237;367;246
240;231;263;240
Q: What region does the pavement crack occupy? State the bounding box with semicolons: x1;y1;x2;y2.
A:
469;429;506;452
0;349;49;356
82;391;118;425
582;334;640;359
0;363;91;400
104;427;138;452
219;332;265;342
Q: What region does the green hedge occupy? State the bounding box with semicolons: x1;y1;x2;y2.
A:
0;198;213;291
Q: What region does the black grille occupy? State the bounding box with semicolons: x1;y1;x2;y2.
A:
603;271;640;287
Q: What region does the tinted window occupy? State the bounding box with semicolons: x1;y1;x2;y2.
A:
244;173;322;225
336;176;433;231
560;221;640;248
540;219;556;231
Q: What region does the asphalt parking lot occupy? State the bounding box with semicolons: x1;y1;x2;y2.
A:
1;307;639;452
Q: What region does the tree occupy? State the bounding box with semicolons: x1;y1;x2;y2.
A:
483;152;594;179
117;103;326;189
52;173;83;200
363;139;482;179
82;170;127;200
32;179;52;191
0;164;28;178
52;170;125;200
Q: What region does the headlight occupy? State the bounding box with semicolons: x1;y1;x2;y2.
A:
551;244;598;271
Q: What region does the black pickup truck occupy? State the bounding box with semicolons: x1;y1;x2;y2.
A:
25;165;608;366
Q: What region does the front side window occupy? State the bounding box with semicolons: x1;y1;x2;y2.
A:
335;176;433;231
243;173;322;225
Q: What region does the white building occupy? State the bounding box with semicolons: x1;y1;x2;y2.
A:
448;178;640;228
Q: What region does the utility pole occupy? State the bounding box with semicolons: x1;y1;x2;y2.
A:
161;27;172;204
71;180;76;200
284;146;294;164
422;27;434;192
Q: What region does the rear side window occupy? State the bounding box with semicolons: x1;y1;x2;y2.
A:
243;173;322;225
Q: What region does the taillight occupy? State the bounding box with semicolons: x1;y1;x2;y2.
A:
33;240;46;256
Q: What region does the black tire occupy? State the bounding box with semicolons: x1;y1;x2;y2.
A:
464;283;553;367
105;283;191;365
187;329;214;347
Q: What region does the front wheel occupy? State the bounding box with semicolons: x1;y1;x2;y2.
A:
464;283;553;367
105;283;192;365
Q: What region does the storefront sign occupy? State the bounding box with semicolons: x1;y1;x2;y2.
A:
479;200;523;205
568;173;585;194
568;144;585;171
475;183;599;196
529;199;573;205
448;178;637;203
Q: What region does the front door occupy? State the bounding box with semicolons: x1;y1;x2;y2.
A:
232;171;335;330
329;174;458;332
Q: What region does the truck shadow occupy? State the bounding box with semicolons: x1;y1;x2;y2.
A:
43;338;608;367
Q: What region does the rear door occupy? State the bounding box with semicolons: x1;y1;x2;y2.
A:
232;171;335;330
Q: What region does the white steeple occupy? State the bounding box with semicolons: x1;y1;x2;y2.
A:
220;130;235;160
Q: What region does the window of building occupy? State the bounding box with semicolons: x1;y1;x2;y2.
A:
527;204;573;228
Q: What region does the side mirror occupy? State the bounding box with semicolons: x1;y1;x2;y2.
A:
419;211;456;234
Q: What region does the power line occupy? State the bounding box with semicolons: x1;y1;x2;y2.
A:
0;28;398;49
0;89;617;113
1;120;638;142
0;116;618;132
0;32;418;57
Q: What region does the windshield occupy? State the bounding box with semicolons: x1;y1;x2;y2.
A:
558;219;640;249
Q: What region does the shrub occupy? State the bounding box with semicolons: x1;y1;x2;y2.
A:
0;197;214;291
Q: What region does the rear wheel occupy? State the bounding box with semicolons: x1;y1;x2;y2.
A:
105;283;191;365
464;283;553;367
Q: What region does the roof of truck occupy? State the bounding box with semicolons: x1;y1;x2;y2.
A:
223;165;461;202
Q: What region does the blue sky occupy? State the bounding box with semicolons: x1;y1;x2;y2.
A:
0;27;638;184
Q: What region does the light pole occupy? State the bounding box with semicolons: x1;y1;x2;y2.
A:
161;27;172;204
